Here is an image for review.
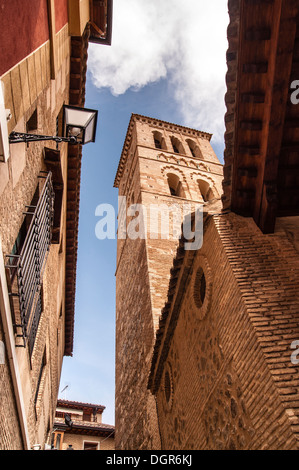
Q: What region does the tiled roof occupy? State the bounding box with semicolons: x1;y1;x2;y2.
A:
57;398;105;411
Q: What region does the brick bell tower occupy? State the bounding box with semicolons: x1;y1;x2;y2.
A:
113;114;223;450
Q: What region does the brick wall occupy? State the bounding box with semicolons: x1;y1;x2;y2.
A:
115;115;223;449
61;433;115;450
153;213;299;449
115;235;161;449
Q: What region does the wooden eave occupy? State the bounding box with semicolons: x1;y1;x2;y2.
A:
57;399;105;414
64;3;113;355
64;27;90;356
54;421;115;437
222;0;299;233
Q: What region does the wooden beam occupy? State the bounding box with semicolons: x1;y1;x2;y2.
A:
230;0;299;233
256;0;298;232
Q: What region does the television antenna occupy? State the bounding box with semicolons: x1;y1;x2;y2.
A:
60;383;71;399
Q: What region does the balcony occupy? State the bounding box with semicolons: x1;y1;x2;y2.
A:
5;172;54;351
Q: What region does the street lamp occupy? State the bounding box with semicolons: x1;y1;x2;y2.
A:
9;105;98;145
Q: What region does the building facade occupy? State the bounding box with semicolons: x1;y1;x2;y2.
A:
115;0;299;450
0;0;112;450
147;0;299;451
114;114;223;449
52;399;115;450
148;211;299;449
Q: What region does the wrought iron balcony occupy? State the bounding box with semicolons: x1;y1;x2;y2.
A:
5;172;54;350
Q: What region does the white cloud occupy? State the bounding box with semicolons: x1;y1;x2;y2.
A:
88;0;229;141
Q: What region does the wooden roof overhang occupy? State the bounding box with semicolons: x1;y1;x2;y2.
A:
64;4;112;355
64;27;90;356
57;399;106;414
222;0;299;233
54;422;115;437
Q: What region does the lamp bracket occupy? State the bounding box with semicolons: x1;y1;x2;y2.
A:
9;131;77;145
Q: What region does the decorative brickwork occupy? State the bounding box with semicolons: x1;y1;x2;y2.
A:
149;213;299;449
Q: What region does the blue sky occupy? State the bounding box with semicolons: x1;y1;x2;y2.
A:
60;0;228;426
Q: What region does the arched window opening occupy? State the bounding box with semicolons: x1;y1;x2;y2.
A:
170;136;184;155
154;138;162;149
167;173;186;198
197;179;214;202
153;131;166;150
194;267;206;309
186;139;202;159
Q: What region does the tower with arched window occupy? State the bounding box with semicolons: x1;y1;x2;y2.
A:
113;114;223;450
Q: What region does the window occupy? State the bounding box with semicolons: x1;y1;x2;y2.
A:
167;173;186;198
83;441;99;450
52;432;64;450
83;411;91;422
170;136;184;154
8;186;40;278
163;364;174;410
186;139;202;159
193;267;206;308
154;138;161;149
197;179;214;202
192;256;212;320
6;172;54;348
26;108;38;132
153;131;166;150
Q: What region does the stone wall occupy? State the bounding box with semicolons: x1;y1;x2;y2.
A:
0;330;23;450
0;41;70;449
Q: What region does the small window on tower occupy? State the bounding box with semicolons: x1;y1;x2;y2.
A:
170;136;184;154
197;179;214;202
186;139;202;159
154;138;161;149
167;173;185;198
153;131;166;150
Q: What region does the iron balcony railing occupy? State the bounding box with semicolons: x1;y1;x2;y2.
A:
5;172;54;350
